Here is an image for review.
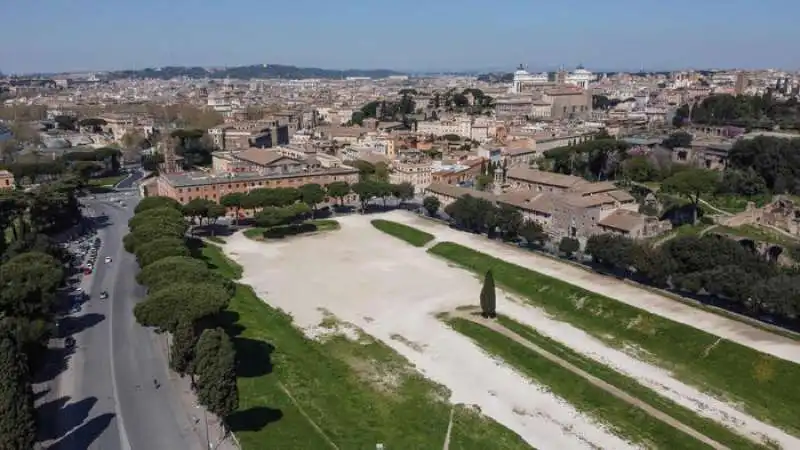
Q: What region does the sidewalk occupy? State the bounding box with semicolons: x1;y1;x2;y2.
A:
154;333;239;450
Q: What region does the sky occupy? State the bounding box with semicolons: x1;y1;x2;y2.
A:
2;0;798;74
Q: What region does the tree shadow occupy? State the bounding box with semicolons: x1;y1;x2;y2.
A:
234;338;274;377
216;310;244;337
32;346;74;383
227;407;283;433
37;396;98;442
57;313;105;337
49;412;115;450
216;310;274;377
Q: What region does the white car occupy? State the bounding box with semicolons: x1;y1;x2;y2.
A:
104;256;112;263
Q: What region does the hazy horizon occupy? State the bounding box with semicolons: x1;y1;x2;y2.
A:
3;0;798;75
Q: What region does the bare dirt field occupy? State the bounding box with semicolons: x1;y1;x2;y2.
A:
223;214;638;449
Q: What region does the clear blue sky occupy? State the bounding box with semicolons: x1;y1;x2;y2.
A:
2;0;797;74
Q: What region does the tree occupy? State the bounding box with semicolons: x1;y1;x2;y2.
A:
123;220;187;253
0;334;36;450
494;204;523;240
0;252;63;319
220;192;245;225
622;156;659;182
662;131;693;149
135;196;182;214
206;204;227;227
137;256;232;294
134;238;189;267
661;169;719;223
352;181;376;211
559;237;580;257
422;196;441;217
518;220;547;247
475;174;493;191
183;198;214;225
392;182;415;205
133;282;232;332
299;183;326;217
170;318;198;377
326;181;350;206
479;270;497;318
194;328;239;424
254;206;291;228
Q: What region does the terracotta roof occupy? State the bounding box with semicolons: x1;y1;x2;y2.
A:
425;183;496;202
571;181;618;195
234;148;291;166
497;191;554;214
507;168;586;189
598;209;646;232
607;190;636;203
562;193;617;208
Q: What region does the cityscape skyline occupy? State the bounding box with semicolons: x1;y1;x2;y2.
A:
2;0;798;74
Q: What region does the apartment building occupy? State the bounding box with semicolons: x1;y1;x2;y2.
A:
208;120;290;151
389;150;433;194
543;88;592;120
431;159;483;186
154;148;360;207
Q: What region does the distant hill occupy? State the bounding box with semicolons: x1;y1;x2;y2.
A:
477;72;514;83
103;64;405;80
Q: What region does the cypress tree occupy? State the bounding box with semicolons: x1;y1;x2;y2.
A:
170;317;198;377
194;329;239;422
480;269;497;318
0;335;36;450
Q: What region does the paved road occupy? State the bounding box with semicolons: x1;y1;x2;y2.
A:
115;170;144;190
39;180;203;450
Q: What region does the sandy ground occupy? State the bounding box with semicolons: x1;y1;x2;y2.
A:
223;215;639;450
384;211;800;364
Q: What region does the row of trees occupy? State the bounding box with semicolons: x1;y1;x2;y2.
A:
218;180;415;220
125;197;239;430
674;94;800;130
1;147;122;186
585;233;800;325
0;180;83;447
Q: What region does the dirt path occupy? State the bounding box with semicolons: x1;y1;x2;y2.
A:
442;406;454;450
448;310;729;450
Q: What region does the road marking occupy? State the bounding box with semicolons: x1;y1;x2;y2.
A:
102;205;133;450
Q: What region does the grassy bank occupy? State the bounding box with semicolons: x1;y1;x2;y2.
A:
243;219;340;241
446;317;713;449
201;243;530;449
495;315;766;449
371;219;434;247
428;241;800;436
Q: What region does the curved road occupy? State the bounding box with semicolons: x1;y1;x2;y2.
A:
41;174;203;450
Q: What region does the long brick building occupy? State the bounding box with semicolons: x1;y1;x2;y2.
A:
146;147;359;206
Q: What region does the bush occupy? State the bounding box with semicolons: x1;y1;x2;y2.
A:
263;222;317;239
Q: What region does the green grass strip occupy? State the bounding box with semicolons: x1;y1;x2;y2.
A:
446;317;711;449
428;241;800;436
371;219;434;247
496;315;767;449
